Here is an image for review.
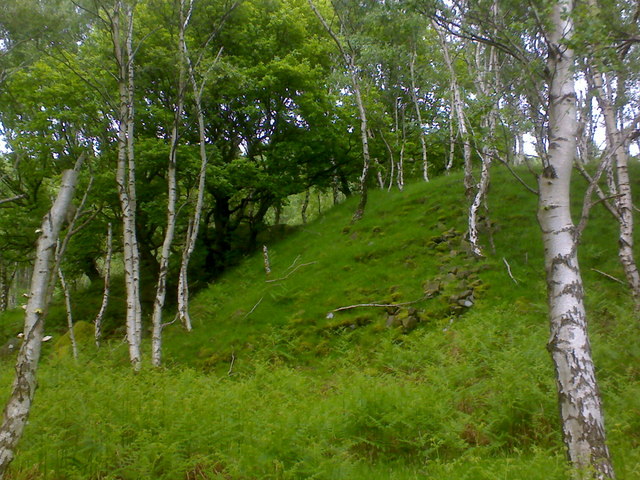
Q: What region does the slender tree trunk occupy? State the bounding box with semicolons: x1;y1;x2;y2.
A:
588;62;640;307
112;1;142;368
0;163;81;478
151;0;188;366
176;1;213;332
307;0;370;222
538;2;615;477
446;102;455;173
380;131;395;191
94;223;113;347
433;21;473;198
57;268;78;360
409;49;429;182
468;37;497;258
350;66;371;222
301;189;310;224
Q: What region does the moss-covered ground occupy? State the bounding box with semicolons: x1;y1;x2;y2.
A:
1;166;639;479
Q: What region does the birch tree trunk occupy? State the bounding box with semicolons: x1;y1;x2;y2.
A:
112;1;142;368
176;0;212;332
94;223;113;347
0;164;81;478
151;0;188;367
301;189;310;224
409;49;428;182
433;21;473;198
468;34;497;258
308;0;371;222
538;1;614;476
588;61;640;307
57;268;78;360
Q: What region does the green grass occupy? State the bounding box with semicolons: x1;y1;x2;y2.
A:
2;165;640;479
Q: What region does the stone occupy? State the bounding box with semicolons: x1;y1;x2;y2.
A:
386;315;402;328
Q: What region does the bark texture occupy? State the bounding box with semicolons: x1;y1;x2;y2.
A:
151;0;189;366
176;0;212;332
539;1;614;477
588;60;640;307
0;166;80;478
112;1;142;368
433;21;473;198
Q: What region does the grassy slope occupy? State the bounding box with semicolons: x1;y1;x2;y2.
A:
2;167;640;479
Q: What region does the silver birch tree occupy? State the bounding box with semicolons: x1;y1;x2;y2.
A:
151;0;189;366
409;49;429;182
432;20;473;198
0;160;82;478
308;0;371;222
94;223;113;347
110;0;142;368
537;0;615;476
583;0;640;307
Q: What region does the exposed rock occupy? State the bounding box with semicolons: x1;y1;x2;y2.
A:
423;280;442;297
386;315;402;328
401;315;418;332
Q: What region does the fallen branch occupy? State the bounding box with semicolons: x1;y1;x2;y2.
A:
327;295;427;317
287;254;301;271
502;257;518;284
266;262;317;283
591;268;626;285
242;296;263;320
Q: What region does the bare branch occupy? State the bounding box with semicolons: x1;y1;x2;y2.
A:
266;262;317;283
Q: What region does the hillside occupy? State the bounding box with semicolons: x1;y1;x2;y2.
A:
1;168;640;479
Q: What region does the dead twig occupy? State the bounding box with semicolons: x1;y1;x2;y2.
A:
591;268;626;285
242;296;263;320
502;257;518;284
266;262;317;283
287;254;301;271
327;295;427;317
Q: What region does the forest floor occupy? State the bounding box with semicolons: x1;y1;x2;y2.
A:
1;167;639;479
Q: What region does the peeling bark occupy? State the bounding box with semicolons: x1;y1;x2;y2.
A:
0;163;81;478
151;0;189;367
111;0;142;369
539;1;615;477
176;0;216;332
588;53;640;308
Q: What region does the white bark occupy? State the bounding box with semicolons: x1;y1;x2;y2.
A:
308;0;370;222
433;21;473;198
588;61;640;307
176;0;211;332
94;223;113;347
409;49;429;182
539;2;614;477
57;267;78;360
151;0;188;367
0;164;81;478
112;1;142;368
468;37;497;258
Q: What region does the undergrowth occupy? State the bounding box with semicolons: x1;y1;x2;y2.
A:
1;166;640;478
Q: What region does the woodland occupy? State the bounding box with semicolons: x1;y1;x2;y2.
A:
0;0;639;478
